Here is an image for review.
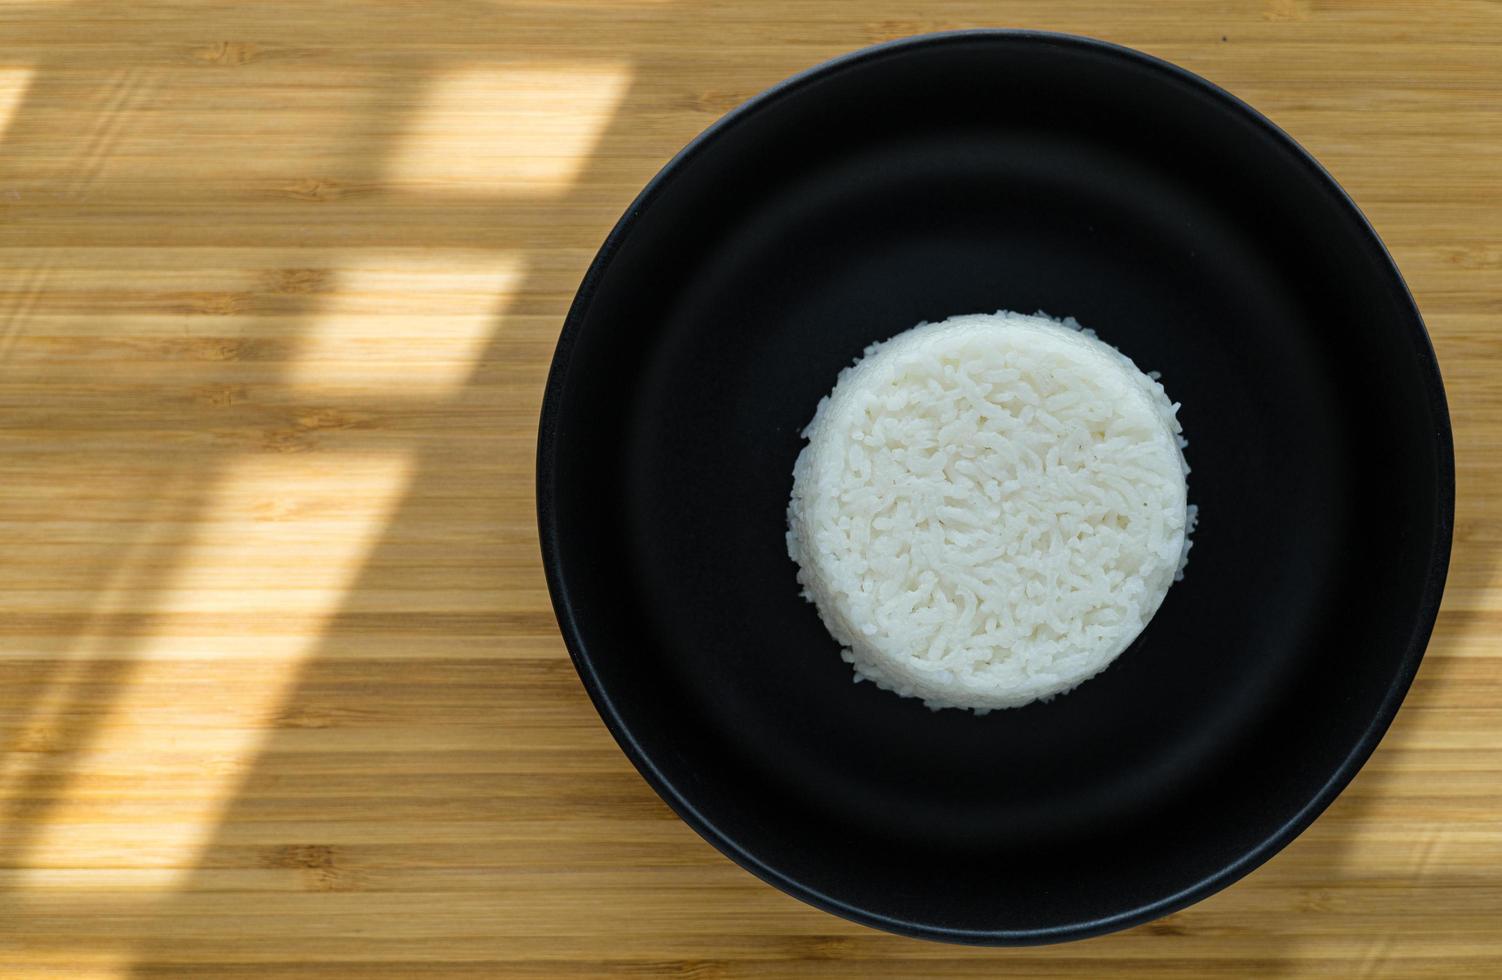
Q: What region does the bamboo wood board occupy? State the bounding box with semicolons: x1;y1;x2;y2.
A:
0;1;1499;976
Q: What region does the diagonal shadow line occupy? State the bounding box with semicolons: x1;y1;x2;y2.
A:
0;475;193;784
0;255;56;359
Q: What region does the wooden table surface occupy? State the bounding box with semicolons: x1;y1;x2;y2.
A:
1;1;1498;976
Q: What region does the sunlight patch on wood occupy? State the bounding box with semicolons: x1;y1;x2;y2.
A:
389;64;631;193
281;249;527;394
0;67;30;142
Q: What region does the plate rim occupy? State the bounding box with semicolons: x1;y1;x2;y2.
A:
535;29;1456;945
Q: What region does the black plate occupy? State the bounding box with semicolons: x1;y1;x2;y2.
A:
536;31;1453;944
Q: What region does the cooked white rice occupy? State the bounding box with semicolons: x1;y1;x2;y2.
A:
786;311;1195;712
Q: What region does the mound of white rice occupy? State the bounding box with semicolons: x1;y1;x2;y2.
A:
786;311;1194;712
